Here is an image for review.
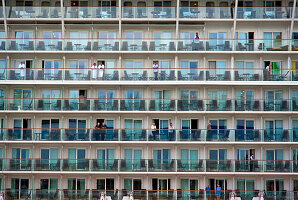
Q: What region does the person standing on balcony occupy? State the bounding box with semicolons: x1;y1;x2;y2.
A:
98;61;105;80
205;185;211;200
151;122;157;140
19;61;26;80
207;122;212;141
100;122;107;141
169;122;175;141
91;63;97;80
265;63;271;80
216;184;222;200
153;61;159;80
250;154;255;172
193;32;200;50
95;121;101;141
231;1;235;19
194;32;200;41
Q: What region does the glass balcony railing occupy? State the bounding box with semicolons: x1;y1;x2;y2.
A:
5;7;118;19
0;68;295;81
64;7;118;18
237;7;292;19
180;7;231;19
3;159;298;173
0;128;297;142
3;189;285;200
0;98;297;112
6;6;62;18
2;6;295;20
122;7;176;19
1;39;296;52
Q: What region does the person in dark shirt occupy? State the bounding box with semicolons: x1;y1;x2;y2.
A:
231;1;235;18
95;122;101;129
101;122;108;129
94;122;101;140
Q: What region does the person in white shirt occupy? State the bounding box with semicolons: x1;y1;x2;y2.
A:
98;62;105;80
169;122;175;141
152;61;159;80
265;63;271;80
151;122;157;140
91;63;97;80
19;61;26;80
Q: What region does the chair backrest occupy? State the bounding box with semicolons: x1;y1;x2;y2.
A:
57;41;62;50
66;42;73;50
206;71;210;80
169;42;175;51
224;71;231;80
149;41;155;51
178;71;183;80
93;42;99;50
0;41;5;50
142;41;148;51
149;100;155;110
121;41;128;51
85;42;91;50
177;41;184;50
113;41;119;50
199;71;204;80
28;41;34;50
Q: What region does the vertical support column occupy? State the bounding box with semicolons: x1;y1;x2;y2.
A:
288;56;292;80
203;86;206;111
260;115;263;142
60;0;65;38
231;55;234;81
232;0;239;50
1;0;8;38
174;145;177;172
59;175;63;200
119;55;122;80
203;146;206;172
231;116;235;141
146;115;149;140
32;175;34;199
289;115;292;141
118;0;122;39
175;55;178;80
203;56;206;80
6;56;9;80
175;116;178;141
89;145;91;170
290;0;297;39
88;175;91;199
118;116;121;141
175;0;180;39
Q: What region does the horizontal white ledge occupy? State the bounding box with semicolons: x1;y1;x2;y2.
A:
0;80;297;86
0;141;296;145
1;171;297;176
0;111;297;114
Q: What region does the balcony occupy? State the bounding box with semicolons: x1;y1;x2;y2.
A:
0;38;295;52
122;7;176;19
0;68;295;81
2;159;298;173
0;98;297;112
1;6;295;20
236;7;292;19
5;7;118;19
3;189;295;200
0;128;297;142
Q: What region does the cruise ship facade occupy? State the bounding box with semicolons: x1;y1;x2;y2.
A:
0;0;298;199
